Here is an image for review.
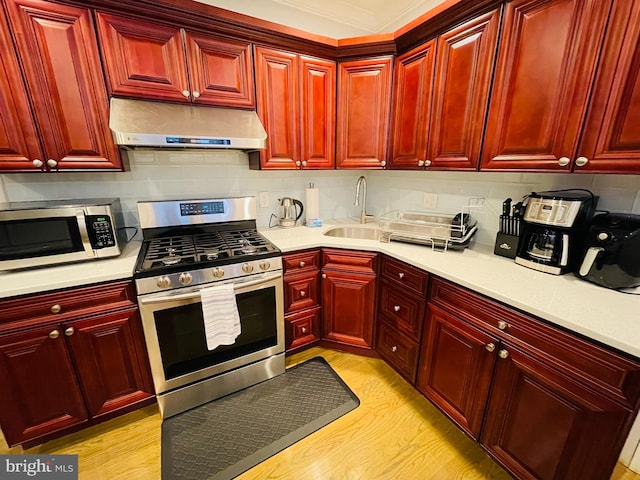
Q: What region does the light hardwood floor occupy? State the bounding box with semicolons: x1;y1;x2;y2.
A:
1;346;638;479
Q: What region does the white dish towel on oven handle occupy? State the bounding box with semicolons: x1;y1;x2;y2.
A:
200;283;241;351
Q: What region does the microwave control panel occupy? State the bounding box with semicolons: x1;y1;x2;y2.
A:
87;215;116;249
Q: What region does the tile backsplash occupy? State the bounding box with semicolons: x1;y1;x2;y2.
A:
1;150;639;246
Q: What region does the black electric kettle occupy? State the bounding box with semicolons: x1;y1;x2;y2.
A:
276;197;303;227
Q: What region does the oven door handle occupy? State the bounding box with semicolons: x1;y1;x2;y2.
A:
138;273;282;305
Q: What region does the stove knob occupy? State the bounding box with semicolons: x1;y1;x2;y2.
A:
259;260;271;270
179;272;193;286
242;263;254;273
213;268;225;279
157;276;171;288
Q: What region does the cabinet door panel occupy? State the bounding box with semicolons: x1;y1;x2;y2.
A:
337;57;393;168
285;306;321;351
300;56;336;169
0;7;43;171
376;319;420;383
416;305;496;439
429;9;500;169
186;33;255;108
255;47;299;169
322;270;376;347
481;0;611;171
64;310;153;419
578;0;640;173
6;1;121;170
284;271;320;313
0;326;88;446
482;344;630;480
96;13;189;103
389;40;436;169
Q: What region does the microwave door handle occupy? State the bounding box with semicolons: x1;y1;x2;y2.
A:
139;273;282;305
75;209;94;257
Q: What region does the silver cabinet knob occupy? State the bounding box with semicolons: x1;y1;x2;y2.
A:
498;320;508;330
213;268;225;279
192;91;200;99
182;90;190;98
498;349;509;359
485;343;496;352
418;160;425;167
242;263;254;273
558;157;570;167
300;290;306;297
301;160;307;167
156;276;171;288
295;160;301;167
393;305;400;312
299;261;306;268
398;272;405;279
391;345;397;352
575;156;589;167
322;273;327;279
47;159;57;168
50;304;62;314
64;327;75;337
32;159;43;168
49;329;60;339
380;160;387;167
424;159;432;167
179;272;192;286
301;327;307;334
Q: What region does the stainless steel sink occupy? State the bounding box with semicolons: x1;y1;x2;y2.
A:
323;226;380;240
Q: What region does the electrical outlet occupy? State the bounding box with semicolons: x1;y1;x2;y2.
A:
259;191;270;208
423;192;438;210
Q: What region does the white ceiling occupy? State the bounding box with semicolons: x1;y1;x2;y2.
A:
193;0;448;39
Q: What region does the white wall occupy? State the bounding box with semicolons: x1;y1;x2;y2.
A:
2;150;639;246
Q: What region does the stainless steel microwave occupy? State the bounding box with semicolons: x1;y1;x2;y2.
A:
0;198;126;271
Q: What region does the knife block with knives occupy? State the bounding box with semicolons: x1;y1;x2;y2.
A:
494;198;522;259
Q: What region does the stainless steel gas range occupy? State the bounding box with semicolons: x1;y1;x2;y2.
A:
133;197;285;418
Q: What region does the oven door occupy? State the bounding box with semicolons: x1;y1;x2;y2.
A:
138;272;284;394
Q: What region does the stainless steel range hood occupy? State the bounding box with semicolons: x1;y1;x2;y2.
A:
109;98;267;150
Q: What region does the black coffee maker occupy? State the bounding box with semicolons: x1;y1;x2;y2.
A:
575;213;640;289
515;190;598;275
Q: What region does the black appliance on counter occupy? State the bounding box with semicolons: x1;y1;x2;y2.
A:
515;190;598;275
575;213;640;289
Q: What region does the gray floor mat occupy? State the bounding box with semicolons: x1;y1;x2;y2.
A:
161;356;360;480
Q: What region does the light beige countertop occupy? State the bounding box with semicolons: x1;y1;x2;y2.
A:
260;221;640;359
0;240;141;300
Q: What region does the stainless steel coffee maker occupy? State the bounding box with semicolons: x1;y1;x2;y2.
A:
515;190;598;275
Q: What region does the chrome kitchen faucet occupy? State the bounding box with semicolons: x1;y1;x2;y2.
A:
354;176;375;224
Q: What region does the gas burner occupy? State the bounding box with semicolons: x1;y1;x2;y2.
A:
204;249;220;260
161;255;182;266
239;239;257;254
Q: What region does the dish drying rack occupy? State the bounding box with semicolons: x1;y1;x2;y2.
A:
378;198;484;251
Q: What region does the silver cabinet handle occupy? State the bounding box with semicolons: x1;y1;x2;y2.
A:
380;160;387;167
64;327;75;337
558;157;570;167
182;90;190;98
418;160;425;167
498;349;509;359
498;321;508;330
485;343;496;352
295;160;301;167
192;91;200;99
49;330;60;339
47;159;57;168
322;273;327;279
424;159;432;167
50;304;62;314
301;160;307;167
398;272;405;279
299;261;306;268
575;156;589;167
391;346;397;352
393;305;400;312
300;290;306;297
32;159;43;168
301;327;307;334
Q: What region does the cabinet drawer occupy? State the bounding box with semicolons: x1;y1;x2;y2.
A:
285;306;321;351
0;281;137;332
429;277;640;407
283;250;321;273
376;319;420;384
380;255;429;296
322;249;377;274
378;279;425;341
284;271;320;313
